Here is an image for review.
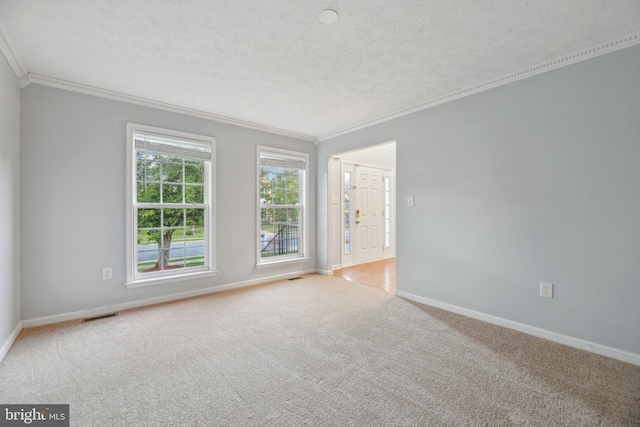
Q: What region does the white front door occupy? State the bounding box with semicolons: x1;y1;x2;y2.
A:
354;165;383;263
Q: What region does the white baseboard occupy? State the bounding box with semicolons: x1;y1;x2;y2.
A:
22;269;317;328
316;269;333;275
396;290;640;367
0;322;22;363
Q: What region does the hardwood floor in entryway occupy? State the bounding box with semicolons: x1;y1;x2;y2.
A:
333;258;396;293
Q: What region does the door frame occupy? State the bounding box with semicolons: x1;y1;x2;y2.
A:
328;158;395;270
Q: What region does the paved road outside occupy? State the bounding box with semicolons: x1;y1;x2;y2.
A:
138;232;296;263
138;241;205;262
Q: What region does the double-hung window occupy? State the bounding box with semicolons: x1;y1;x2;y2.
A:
257;146;309;266
126;123;216;287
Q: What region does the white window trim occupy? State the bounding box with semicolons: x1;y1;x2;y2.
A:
125;123;217;288
256;145;309;268
255;256;312;269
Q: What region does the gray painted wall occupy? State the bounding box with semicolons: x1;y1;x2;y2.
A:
317;45;640;354
0;53;21;350
20;85;315;320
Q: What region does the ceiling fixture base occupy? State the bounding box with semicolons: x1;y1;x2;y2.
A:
319;9;338;24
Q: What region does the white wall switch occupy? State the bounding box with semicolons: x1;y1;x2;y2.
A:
407;196;414;207
102;267;113;280
540;282;553;298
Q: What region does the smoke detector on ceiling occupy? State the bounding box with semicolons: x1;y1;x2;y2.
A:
319;9;338;24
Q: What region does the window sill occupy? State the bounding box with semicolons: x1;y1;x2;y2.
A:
125;269;218;289
256;256;311;269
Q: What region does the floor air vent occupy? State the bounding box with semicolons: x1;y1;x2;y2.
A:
82;313;118;323
288;276;303;281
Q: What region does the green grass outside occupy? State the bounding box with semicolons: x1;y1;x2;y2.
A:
260;250;299;258
137;260;205;273
137;228;205;245
260;224;300;233
185;261;205;268
260;224;279;233
138;255;204;267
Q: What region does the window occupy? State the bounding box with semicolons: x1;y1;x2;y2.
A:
344;171;352;254
126;123;216;287
384;175;391;248
257;146;308;266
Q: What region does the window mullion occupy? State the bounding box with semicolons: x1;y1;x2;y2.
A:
182;158;186;205
260;205;300;209
159;159;163;204
138;203;207;209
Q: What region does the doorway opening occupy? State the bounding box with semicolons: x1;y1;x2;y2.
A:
328;142;396;292
333;259;396;293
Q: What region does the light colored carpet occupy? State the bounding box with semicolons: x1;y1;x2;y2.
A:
1;274;639;426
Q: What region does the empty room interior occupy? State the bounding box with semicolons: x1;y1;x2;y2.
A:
1;2;639;425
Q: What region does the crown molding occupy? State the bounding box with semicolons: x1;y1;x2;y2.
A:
0;18;27;79
26;73;316;142
317;32;640;142
11;30;640;143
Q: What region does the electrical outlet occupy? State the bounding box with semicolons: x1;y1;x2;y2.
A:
540;282;553;299
407;196;414;207
102;267;113;280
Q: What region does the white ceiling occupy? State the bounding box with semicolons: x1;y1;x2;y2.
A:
1;0;639;140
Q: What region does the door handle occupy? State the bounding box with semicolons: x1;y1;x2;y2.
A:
355;220;360;224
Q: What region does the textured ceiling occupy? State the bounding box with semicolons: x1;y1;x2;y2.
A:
1;0;640;139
